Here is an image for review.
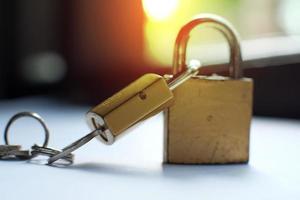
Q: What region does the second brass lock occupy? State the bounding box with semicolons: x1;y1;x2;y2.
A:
86;62;200;145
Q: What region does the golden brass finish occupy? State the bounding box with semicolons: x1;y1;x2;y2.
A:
164;14;253;164
164;76;253;164
86;73;174;144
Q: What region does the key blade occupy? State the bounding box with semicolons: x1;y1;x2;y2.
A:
0;145;21;156
48;130;99;165
168;60;201;90
31;145;74;165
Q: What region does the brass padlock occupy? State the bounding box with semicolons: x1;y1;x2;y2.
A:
164;14;253;164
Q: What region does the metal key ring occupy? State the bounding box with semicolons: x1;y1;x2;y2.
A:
4;112;49;148
31;144;73;165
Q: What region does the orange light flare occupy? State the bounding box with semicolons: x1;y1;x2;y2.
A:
142;0;179;21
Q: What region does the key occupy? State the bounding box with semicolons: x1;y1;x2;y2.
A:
9;150;31;160
31;144;74;165
0;145;31;160
0;145;20;157
48;61;201;164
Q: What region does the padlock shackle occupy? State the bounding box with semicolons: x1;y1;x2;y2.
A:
173;14;242;79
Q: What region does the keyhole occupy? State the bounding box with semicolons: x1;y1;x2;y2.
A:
92;118;108;142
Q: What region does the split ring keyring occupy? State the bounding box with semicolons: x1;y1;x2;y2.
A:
31;144;74;165
4;112;50;147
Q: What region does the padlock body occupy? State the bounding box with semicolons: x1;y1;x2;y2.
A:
164;76;253;164
87;73;174;144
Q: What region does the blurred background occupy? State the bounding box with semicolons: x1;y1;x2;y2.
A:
0;0;299;117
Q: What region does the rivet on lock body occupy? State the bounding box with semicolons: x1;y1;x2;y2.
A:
164;14;253;164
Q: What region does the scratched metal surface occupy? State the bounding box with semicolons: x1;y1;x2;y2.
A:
0;96;299;200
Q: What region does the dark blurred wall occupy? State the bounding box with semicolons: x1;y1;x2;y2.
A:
0;0;162;102
63;0;152;102
0;0;65;98
0;2;5;98
0;1;16;98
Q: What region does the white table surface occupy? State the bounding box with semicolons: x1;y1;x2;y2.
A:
0;97;299;200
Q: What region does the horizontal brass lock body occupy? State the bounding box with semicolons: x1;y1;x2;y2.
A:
86;64;200;145
164;14;253;164
86;74;174;144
